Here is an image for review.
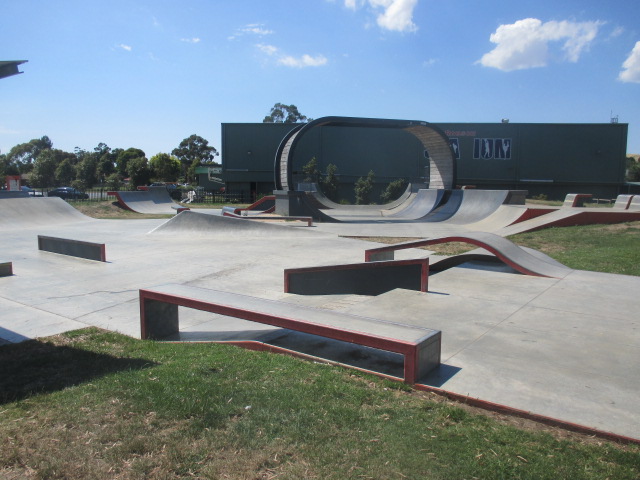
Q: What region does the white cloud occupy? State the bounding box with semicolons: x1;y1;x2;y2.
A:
277;54;328;68
242;24;274;36
344;0;361;9
372;0;418;32
257;44;278;56
610;26;624;39
619;41;640;83
255;44;328;68
230;23;274;40
477;18;602;72
118;44;132;52
342;0;418;33
180;37;201;44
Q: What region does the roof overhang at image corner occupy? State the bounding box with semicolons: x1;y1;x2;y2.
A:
0;60;28;80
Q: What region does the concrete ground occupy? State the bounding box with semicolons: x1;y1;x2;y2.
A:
1;198;638;441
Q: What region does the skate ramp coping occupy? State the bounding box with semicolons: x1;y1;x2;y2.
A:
140;284;441;383
364;231;572;278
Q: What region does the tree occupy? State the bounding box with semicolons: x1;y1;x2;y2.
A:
322;163;340;201
172;135;218;182
1;153;19;177
94;143;117;183
354;170;375;205
127;156;152;187
380;178;407;204
6;136;53;174
105;173;123;191
116;148;146;177
150;153;181;182
56;158;76;186
626;156;640;182
302;157;320;183
263;103;310;123
31;149;62;188
75;154;98;190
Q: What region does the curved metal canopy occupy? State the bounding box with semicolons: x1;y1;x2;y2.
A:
274;116;456;191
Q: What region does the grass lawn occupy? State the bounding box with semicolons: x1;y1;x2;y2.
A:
1;328;638;480
509;222;640;276
356;222;640;277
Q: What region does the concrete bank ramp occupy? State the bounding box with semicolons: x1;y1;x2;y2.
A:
0;197;93;228
148;210;324;237
365;231;573;278
312;182;416;212
385;189;445;219
441;190;510;224
111;187;181;214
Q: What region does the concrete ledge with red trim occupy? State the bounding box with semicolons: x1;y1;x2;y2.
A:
284;259;429;295
139;284;441;384
613;194;635;210
563;193;592;207
37;235;106;262
231;195;276;214
0;261;13;277
222;210;313;226
364;232;572;278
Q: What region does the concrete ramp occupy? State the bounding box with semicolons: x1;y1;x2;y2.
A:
439;190;509;224
385;189;445;219
417;189;464;222
463;205;553;232
110;187;181;214
365;231;573;278
0;197;93;228
148;210;323;237
311;182;416;212
498;208;640;236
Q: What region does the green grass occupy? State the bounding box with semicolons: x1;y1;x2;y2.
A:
1;329;638;479
509;222;640;276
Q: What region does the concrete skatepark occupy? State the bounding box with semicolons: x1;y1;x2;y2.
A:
1;188;640;444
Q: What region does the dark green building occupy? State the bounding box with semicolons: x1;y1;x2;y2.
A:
203;120;628;201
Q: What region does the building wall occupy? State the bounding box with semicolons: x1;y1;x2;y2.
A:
220;122;628;201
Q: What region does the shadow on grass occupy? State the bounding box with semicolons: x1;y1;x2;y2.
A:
0;339;156;404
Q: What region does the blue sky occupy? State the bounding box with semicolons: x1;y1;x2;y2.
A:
2;0;640;158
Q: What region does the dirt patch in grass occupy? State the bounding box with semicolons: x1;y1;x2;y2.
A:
73;201;172;219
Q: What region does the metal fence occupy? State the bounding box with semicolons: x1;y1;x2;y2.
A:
65;188;249;205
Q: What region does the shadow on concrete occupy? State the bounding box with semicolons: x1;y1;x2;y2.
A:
420;364;463;387
0;339;155;404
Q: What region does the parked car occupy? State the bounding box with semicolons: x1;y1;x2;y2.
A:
47;187;89;200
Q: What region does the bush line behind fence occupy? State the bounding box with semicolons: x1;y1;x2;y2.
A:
50;188;250;205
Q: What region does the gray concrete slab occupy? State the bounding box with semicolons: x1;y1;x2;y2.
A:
0;196;639;441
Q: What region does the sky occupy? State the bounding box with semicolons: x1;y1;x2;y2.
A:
2;0;640;159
